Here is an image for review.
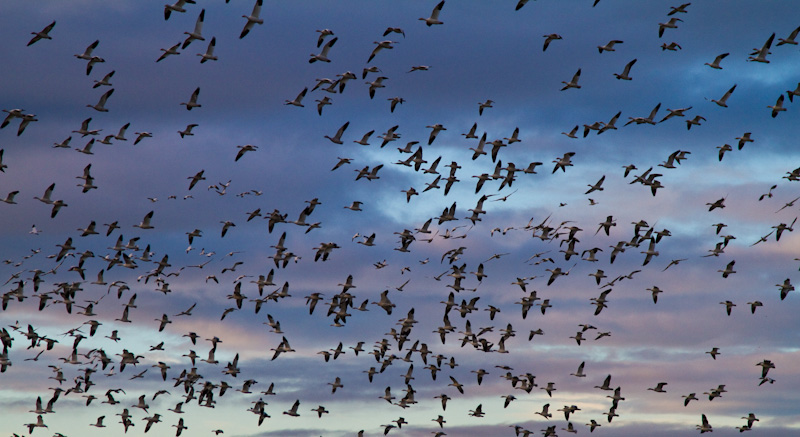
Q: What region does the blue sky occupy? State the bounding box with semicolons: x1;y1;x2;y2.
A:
0;1;799;436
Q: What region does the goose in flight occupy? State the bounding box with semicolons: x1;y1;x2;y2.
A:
768;94;786;118
92;70;114;88
710;84;736;107
75;40;100;61
478;99;493;115
28;21;56;46
240;0;264;39
668;3;691;15
165;0;195;20
130;132;151;146
316;29;334;47
748;33;775;63
661;41;682;51
542;33;562;51
552;152;575;173
704;52;729;69
777;25;800;46
597;39;623;53
420;1;445;26
388;97;405;112
285;87;308;107
235;144;258;161
561;68;581;90
87;88;114;112
613;59;637;80
178;123;198;138
685;115;705;130
696;414;713;433
182;9;205;49
157;42;181;62
198;37;217;63
368;40;396;63
658;17;682;37
324;121;349;144
133;211;155;229
536;403;552;419
180;87;201;110
283;399;301;416
367;76;388;98
718;260;736;278
310;37;338;63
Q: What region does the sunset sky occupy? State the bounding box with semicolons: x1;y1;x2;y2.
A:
0;1;799;436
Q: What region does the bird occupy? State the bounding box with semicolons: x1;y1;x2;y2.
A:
478;100;494;116
748;33;775;63
597;39;623;53
768;94;786;118
285;88;308;107
182;9;205;49
710;84;736;107
668;3;691;15
157;42;181;62
561;68;581;90
240;0;264;39
92;70;115;88
697;414;713;433
613;59;637;80
324;122;350;144
310;37;338;63
706;347;721;360
283;399;301;416
198;37;217;63
704;53;729;69
133;211;155;229
180;87;201;110
658;17;682;37
235;144;258;161
419;1;445;26
368;40;396;63
542;33;562;51
27;21;56;46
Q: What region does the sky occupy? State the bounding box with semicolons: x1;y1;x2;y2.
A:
0;1;799;436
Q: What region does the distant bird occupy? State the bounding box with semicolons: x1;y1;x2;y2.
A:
597;39;623;53
704;53;729;69
777;25;800;46
768;94;786;118
542;33;562;51
164;0;195;20
182;9;205;49
561;68;582;90
285;87;308;107
240;0;264;39
748;33;775;63
180;87;201;110
310;37;338;63
198;37;217;63
710;84;736;107
324;121;349;144
157;42;181;62
28;21;56;46
87;89;114;112
235;144;258;161
668;3;691;15
613;59;637;80
420;1;445;26
658;17;682;37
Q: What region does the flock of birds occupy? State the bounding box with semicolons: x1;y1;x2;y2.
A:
0;1;798;436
